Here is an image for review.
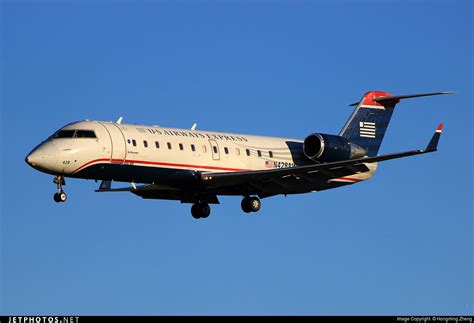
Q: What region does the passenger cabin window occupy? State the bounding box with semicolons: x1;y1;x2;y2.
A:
52;130;75;138
202;145;207;153
257;150;262;157
235;148;240;155
75;130;96;138
143;140;148;148
224;147;229;154
167;142;172;150
269;151;273;158
179;143;184;151
127;139;131;144
191;144;196;152
246;149;250;156
132;139;137;147
155;141;160;148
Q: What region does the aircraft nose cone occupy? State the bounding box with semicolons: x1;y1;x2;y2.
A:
25;142;59;172
25;153;43;166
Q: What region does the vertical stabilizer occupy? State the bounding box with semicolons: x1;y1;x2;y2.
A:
339;91;397;157
339;91;452;157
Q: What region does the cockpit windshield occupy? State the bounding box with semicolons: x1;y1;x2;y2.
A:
52;130;75;138
52;130;96;139
75;130;96;138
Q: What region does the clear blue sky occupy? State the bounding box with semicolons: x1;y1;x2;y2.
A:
1;0;472;315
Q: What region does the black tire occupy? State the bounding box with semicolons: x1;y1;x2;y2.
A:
191;204;201;219
53;193;61;203
191;203;211;219
249;196;261;212
241;197;252;213
200;204;211;218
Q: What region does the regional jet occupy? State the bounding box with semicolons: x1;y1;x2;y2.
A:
26;91;449;218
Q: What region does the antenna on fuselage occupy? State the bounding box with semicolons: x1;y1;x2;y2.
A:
116;116;123;124
191;123;197;130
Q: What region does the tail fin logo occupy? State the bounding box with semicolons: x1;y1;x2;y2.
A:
359;121;376;138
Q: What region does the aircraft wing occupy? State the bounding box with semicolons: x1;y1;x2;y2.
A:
95;180;221;204
201;124;443;189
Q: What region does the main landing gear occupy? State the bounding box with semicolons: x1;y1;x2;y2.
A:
241;196;261;213
53;175;67;203
190;196;261;219
191;202;211;219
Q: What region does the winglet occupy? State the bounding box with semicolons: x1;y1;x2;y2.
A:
116;116;123;124
425;123;444;152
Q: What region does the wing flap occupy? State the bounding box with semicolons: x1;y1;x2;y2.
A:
95;185;147;192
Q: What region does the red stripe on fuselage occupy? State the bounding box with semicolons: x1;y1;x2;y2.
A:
334;177;362;182
72;158;250;174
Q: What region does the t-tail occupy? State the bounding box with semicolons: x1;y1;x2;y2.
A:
339;91;452;157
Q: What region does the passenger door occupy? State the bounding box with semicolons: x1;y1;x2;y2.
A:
100;122;127;163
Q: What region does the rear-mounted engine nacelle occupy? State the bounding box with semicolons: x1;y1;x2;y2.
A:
303;133;367;163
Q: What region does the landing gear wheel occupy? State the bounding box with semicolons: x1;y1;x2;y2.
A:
200;204;210;218
191;204;201;219
241;197;252;213
59;192;67;202
191;203;211;219
249;196;261;212
241;196;261;213
53;191;67;203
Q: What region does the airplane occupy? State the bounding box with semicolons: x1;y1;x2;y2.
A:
25;90;450;219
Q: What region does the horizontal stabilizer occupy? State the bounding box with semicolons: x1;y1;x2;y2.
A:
373;92;453;106
349;91;453;106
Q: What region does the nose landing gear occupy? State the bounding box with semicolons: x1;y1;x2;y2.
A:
53;175;67;203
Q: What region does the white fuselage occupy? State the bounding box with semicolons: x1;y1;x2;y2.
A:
27;120;303;179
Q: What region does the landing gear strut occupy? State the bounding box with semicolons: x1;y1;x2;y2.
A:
53;175;67;203
241;196;261;213
191;202;211;219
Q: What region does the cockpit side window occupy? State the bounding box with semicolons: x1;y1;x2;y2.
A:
52;130;75;138
75;130;96;138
